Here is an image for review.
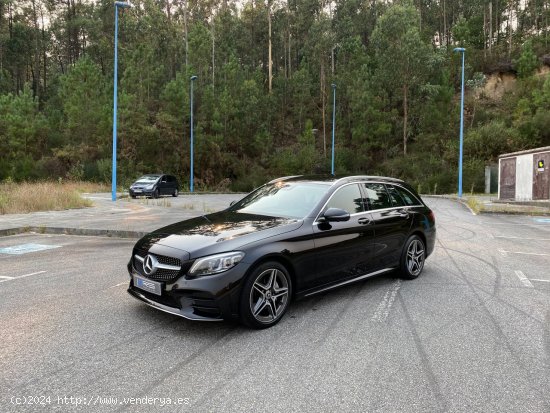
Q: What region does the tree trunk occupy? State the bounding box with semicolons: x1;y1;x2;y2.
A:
403;84;408;156
31;0;41;100
321;60;326;157
508;2;513;57
166;0;171;22
496;0;500;45
443;0;447;47
183;0;189;67
268;0;273;93
212;17;215;89
418;0;422;32
546;0;549;48
489;2;493;55
0;0;3;72
331;45;336;75
288;32;292;78
483;6;487;58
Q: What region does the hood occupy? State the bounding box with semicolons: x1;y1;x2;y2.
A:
136;211;302;258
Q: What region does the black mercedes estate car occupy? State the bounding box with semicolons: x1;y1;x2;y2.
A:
127;175;436;329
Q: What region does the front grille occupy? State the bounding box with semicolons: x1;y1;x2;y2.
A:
133;250;185;282
157;255;180;267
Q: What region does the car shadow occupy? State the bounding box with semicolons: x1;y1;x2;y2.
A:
130;270;406;336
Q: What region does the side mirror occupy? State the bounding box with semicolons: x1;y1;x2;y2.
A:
321;207;350;222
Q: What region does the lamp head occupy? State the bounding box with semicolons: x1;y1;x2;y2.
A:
190;75;198;81
115;1;132;8
453;47;466;53
331;83;336;89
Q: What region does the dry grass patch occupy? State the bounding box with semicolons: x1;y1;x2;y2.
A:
0;182;93;214
465;197;482;214
61;181;110;193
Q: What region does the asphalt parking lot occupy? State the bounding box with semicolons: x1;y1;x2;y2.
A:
1;197;549;412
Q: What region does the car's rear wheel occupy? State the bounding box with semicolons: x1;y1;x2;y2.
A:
239;262;291;329
172;188;178;197
400;235;426;279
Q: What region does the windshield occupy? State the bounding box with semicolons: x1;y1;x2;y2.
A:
135;175;159;184
229;181;329;219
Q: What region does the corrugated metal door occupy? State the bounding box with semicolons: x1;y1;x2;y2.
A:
533;152;550;200
499;157;516;200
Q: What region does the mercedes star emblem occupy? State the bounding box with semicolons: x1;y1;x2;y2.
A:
143;254;158;275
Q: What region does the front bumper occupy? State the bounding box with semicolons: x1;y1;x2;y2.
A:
129;188;154;197
127;288;223;321
127;260;252;321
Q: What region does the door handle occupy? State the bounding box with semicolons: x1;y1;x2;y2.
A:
358;217;371;225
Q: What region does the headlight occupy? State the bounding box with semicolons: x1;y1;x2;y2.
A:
145;184;155;189
189;252;245;276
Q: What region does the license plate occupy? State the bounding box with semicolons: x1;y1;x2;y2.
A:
133;274;162;296
134;189;142;193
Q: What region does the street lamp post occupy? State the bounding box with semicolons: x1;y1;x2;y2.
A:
331;83;336;176
189;75;197;193
454;47;466;198
112;1;132;202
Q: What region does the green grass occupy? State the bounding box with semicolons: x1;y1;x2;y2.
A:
0;181;93;214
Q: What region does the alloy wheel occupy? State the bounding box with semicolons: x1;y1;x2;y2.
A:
249;268;289;324
406;239;425;276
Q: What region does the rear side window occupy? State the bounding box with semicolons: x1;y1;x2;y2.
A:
386;185;406;207
363;183;392;210
394;185;420;206
325;184;364;214
167;176;175;183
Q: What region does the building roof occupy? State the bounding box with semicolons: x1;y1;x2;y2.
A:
499;146;550;159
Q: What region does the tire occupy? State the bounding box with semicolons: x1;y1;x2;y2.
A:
172;188;178;197
152;189;160;199
130;194;136;199
239;261;292;329
400;235;426;280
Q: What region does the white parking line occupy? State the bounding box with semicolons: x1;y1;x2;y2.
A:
489;222;550;225
530;279;550;283
108;282;127;289
494;235;550;241
0;271;47;283
372;280;402;323
515;270;534;288
499;250;550;257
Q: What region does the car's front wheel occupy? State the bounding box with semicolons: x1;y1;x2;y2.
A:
239;262;291;329
400;235;426;279
152;189;159;199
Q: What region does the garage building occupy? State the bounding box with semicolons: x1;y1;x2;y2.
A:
499;146;550;201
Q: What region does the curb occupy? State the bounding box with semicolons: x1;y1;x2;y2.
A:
0;226;145;239
422;195;550;216
422;195;477;216
474;209;550;217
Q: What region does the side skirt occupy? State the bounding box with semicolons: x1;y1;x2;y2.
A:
301;268;395;298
